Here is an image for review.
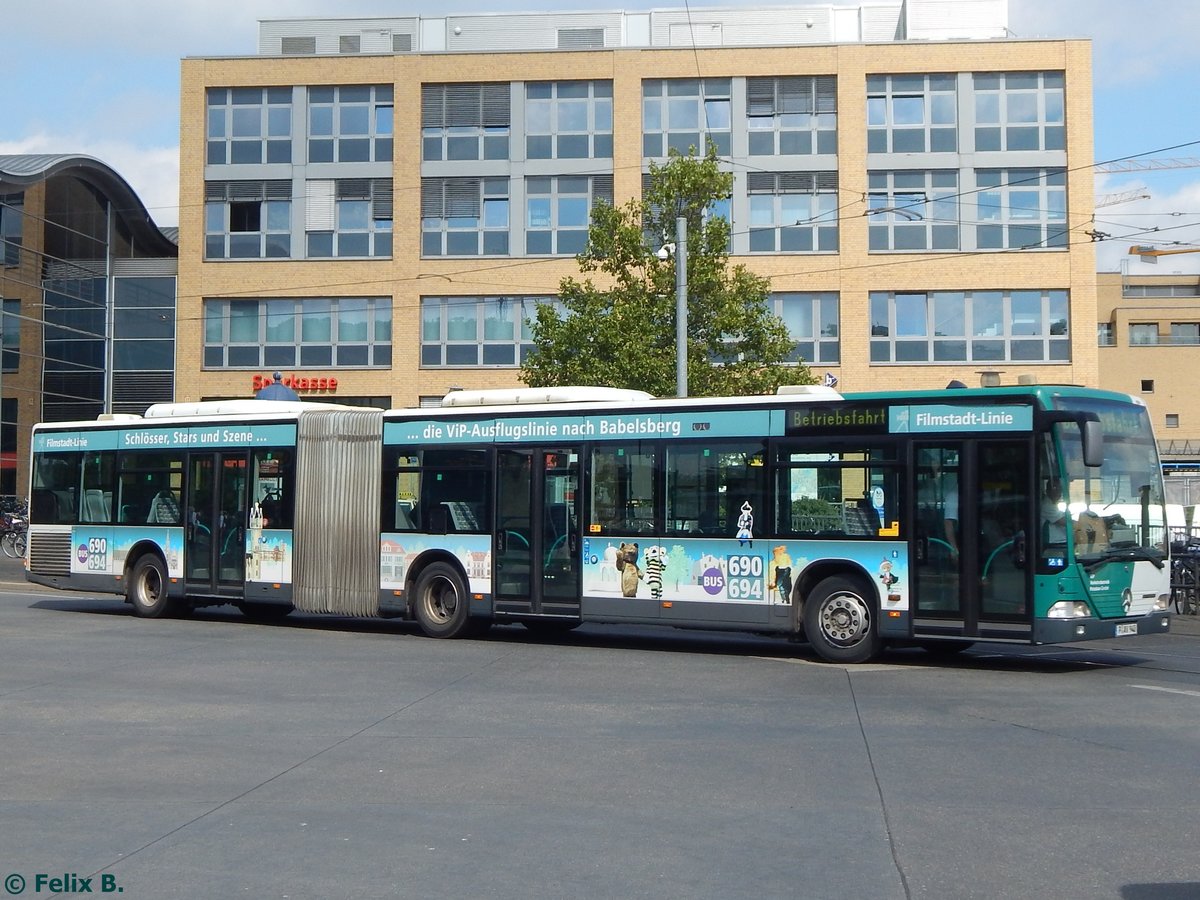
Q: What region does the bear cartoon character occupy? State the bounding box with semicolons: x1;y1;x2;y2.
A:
644;545;666;600
614;541;643;597
767;545;793;604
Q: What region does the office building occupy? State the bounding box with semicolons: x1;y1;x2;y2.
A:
186;1;1101;407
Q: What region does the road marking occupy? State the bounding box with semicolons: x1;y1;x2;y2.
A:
1129;684;1200;698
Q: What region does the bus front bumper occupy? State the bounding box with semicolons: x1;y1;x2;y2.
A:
1034;613;1171;644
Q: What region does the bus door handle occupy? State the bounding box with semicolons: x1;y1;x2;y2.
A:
916;536;927;564
569;531;578;555
497;531;506;555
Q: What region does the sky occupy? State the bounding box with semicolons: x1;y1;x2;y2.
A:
4;0;1198;274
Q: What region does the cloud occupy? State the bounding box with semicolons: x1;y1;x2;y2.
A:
1009;0;1200;87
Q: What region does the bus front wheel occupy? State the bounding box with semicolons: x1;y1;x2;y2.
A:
128;554;179;619
803;575;881;664
412;562;472;639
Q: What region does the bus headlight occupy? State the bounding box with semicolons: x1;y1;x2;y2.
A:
1155;594;1171;611
1047;601;1091;619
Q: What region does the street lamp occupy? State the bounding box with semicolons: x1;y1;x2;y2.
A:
658;215;688;398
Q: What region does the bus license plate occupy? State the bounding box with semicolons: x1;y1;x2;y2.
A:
1115;623;1138;637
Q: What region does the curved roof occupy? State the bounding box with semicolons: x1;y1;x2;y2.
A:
0;154;177;256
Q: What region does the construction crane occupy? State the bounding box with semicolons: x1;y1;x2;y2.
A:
1129;245;1200;260
1096;187;1150;207
1097;157;1200;173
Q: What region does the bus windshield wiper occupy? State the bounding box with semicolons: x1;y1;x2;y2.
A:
1083;545;1165;573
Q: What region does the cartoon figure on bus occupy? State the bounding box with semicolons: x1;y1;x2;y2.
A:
736;501;754;547
615;541;643;597
878;559;899;591
644;545;666;600
768;545;793;604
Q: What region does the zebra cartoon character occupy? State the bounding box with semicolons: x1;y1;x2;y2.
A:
644;545;666;600
736;501;755;547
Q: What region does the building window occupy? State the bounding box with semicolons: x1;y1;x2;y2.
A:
526;175;613;255
1129;323;1159;346
869;290;1069;363
1169;323;1200;346
1097;323;1114;347
643;78;732;158
1141;380;1155;393
0;397;15;495
974;71;1064;152
867;171;959;251
0;298;17;371
1166;414;1180;429
747;172;838;253
203;297;391;368
42;277;106;423
205;181;291;259
306;179;392;258
1124;284;1200;298
420;296;556;367
526;81;613;159
0;194;22;267
111;277;176;413
422;83;510;161
307;85;393;163
773;292;839;364
206;87;293;165
421;178;510;257
747;76;837;156
867;74;957;154
976;169;1067;250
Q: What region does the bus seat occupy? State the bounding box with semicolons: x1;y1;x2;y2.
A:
442;501;479;532
82;489;110;523
847;499;878;536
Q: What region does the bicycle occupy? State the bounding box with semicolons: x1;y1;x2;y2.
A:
0;510;26;559
1171;544;1200;616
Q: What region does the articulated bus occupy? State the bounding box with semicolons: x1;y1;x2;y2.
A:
25;384;1171;663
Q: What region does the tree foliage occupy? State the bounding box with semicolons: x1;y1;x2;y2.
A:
521;147;814;397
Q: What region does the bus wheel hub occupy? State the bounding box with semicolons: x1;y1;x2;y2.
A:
822;596;867;643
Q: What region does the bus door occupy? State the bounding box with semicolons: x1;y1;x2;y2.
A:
184;452;249;595
495;447;580;619
913;439;1033;640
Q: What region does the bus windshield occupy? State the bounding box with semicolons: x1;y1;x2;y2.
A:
1055;397;1167;560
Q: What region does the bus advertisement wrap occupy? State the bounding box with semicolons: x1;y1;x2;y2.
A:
385;409;780;445
578;536;909;610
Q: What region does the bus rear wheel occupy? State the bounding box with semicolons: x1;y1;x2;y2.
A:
803;575;881;664
128;554;180;619
412;562;473;638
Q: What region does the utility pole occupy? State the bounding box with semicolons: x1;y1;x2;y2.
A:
674;215;687;398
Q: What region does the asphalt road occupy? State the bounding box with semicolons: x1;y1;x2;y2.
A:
2;554;1199;900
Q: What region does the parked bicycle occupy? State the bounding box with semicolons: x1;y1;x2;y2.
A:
1170;539;1200;616
1;514;26;559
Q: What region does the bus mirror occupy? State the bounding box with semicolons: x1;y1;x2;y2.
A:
1082;419;1104;468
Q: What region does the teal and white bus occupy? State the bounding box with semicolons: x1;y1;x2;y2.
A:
25;384;1172;663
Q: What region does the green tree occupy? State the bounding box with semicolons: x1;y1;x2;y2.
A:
521;147;814;397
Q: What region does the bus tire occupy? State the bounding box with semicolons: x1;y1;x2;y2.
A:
803;575;881;664
412;562;472;639
128;554;178;619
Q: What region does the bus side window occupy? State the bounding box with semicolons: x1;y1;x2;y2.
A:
252;449;292;529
